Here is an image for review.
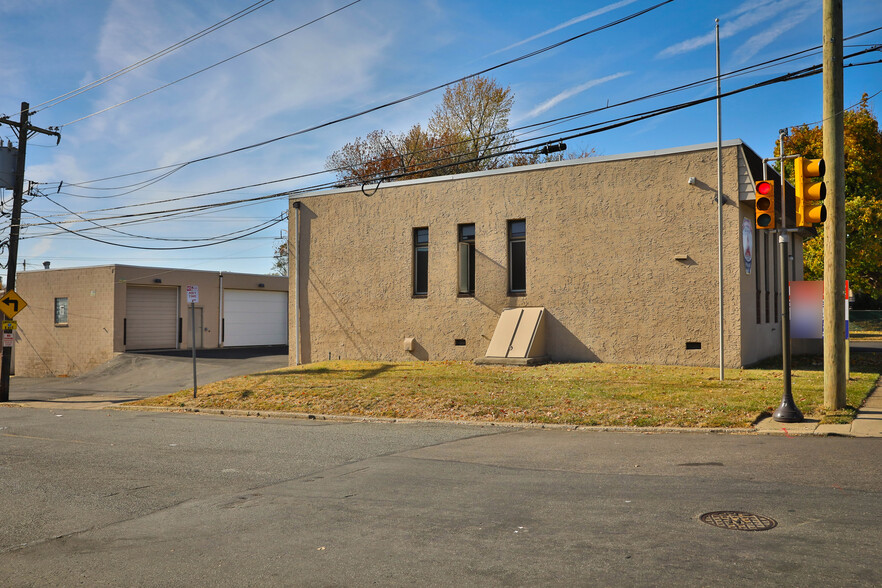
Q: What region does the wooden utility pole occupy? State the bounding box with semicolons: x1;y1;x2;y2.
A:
0;103;60;402
822;0;847;409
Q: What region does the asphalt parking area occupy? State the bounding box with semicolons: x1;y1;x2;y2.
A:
5;346;288;408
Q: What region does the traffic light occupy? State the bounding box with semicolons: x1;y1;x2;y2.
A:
795;156;826;227
754;179;775;229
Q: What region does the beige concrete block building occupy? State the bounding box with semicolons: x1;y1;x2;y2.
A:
12;265;287;377
288;140;810;369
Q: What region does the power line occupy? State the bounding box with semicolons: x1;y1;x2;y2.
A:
47;33;838;207
48;38;881;215
59;0;677;187
26;209;286;250
60;0;364;127
25;0;277;116
19;45;881;241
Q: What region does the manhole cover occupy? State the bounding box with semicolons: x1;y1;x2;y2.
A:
699;511;777;531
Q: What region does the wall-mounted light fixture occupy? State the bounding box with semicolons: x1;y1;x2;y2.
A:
688;177;697;185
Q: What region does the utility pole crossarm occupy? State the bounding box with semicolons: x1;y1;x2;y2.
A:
0;115;61;144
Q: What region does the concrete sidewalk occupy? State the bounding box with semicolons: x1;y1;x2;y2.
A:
755;382;882;437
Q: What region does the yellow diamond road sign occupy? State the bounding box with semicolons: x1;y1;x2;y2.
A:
0;290;27;318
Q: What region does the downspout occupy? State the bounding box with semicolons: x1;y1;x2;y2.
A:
218;272;223;348
292;201;301;365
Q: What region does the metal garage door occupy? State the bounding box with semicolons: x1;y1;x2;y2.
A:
125;285;179;350
223;290;288;347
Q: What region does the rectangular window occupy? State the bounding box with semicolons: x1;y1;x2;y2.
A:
458;224;475;295
54;297;69;325
508;219;526;294
413;227;429;296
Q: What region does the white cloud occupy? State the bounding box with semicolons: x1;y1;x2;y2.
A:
489;0;640;56
524;72;630;119
732;3;817;63
656;0;806;60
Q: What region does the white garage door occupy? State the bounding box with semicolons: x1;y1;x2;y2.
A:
126;285;178;350
223;290;288;347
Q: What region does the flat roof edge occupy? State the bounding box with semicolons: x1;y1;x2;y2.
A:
291;139;747;200
19;263;286;279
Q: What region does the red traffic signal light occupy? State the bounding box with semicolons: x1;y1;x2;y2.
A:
755;180;775;229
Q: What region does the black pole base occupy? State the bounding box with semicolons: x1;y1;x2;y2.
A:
773;395;804;423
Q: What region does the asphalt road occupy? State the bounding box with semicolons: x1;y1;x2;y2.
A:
7;347;288;406
0;408;879;587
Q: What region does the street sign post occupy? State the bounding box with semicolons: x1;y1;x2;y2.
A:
186;286;199;398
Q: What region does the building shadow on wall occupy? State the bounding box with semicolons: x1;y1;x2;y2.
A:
473;250;520;314
295;203;378;362
544;311;600;363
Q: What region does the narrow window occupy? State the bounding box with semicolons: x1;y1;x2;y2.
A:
508;219;526;294
54;297;69;325
458;224;475;296
413;227;429;296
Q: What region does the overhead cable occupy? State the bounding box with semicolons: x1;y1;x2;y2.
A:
61;0;677;186
60;0;364;127
26;0;276;116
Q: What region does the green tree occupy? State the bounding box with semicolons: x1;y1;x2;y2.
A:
778;94;882;298
270;236;288;277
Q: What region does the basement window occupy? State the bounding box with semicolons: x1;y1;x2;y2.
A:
54;297;69;326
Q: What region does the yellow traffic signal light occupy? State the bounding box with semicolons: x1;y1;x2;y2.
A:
755;179;775;229
795;157;826;227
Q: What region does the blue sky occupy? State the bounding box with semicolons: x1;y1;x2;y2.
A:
1;0;880;274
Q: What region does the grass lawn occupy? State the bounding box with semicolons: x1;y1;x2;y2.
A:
851;310;882;340
129;352;882;429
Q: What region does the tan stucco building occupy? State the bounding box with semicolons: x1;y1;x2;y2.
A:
289;140;808;368
12;265;287;377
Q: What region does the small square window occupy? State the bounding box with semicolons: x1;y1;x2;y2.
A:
54;297;69;325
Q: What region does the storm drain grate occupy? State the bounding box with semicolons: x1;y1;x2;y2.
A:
699;511;777;531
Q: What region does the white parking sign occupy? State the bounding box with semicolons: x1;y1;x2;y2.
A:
186;285;199;304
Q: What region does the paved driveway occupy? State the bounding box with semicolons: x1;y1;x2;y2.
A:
6;347;288;408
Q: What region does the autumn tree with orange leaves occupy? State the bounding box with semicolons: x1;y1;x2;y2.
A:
778;94;882;300
325;76;593;186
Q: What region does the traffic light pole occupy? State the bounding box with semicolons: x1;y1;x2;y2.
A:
0;102;60;402
772;130;803;422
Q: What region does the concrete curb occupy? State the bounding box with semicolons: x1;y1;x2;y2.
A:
113;404;760;435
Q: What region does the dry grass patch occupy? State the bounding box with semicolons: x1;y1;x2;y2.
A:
129;354;882;428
